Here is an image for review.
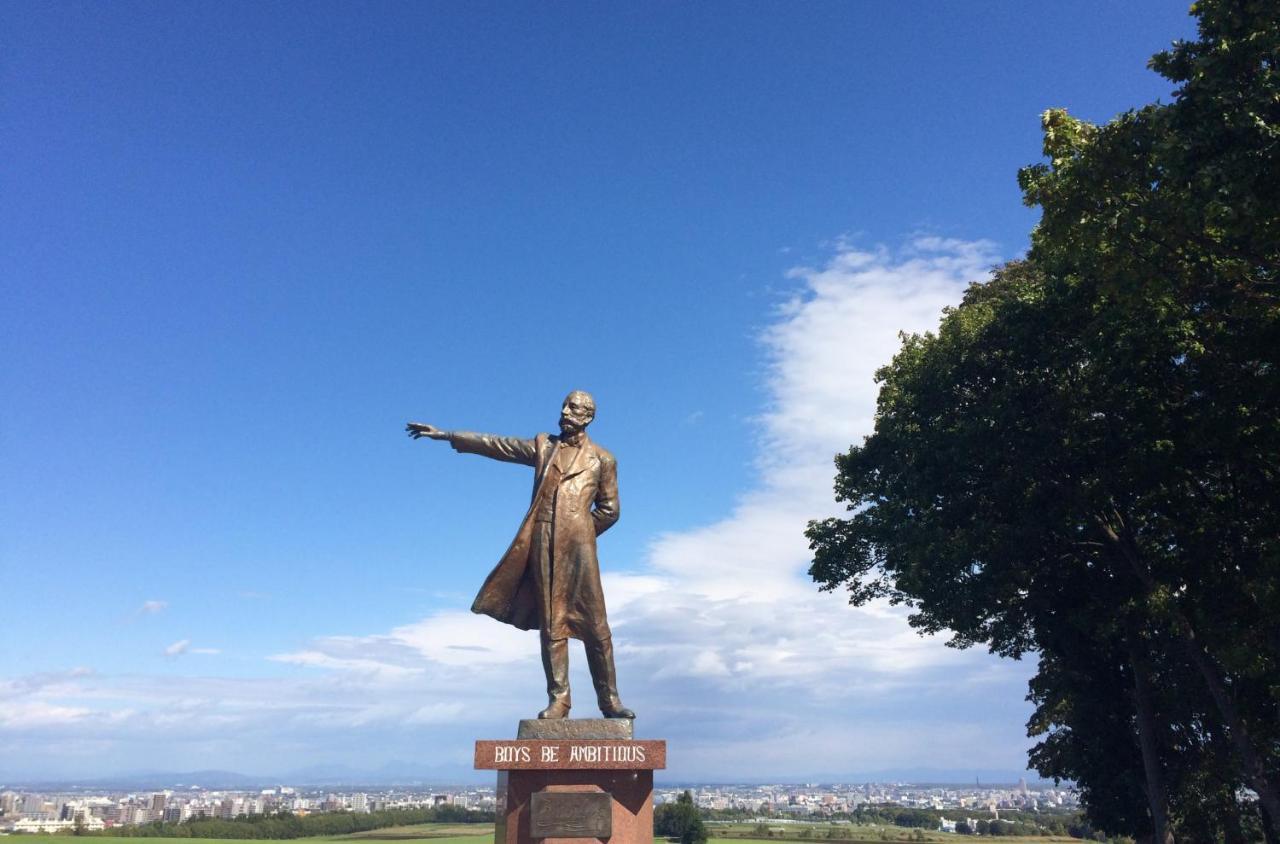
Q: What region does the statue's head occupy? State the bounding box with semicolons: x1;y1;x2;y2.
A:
559;390;596;436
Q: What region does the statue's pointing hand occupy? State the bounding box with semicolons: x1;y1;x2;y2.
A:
406;422;449;441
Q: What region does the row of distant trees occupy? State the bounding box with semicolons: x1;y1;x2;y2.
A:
77;805;491;839
807;1;1279;842
699;804;1096;839
827;806;1087;838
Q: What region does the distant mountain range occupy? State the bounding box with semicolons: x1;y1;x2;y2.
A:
660;769;1053;788
0;761;493;791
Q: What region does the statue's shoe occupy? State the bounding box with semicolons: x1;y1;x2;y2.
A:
600;703;635;719
538;699;571;719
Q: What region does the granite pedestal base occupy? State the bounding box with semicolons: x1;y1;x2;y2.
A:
476;720;666;844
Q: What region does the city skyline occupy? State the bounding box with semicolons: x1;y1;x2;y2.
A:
2;2;1198;780
0;780;1077;832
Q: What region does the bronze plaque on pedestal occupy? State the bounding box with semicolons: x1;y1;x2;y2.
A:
529;792;612;839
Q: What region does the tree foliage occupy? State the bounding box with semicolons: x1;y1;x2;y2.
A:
655;791;708;844
808;1;1280;840
87;805;492;839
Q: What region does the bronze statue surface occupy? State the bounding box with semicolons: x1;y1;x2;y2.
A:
407;391;634;721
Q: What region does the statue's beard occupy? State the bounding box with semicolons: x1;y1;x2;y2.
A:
559;417;585;435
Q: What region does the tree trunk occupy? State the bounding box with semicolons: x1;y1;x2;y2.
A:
1263;810;1280;844
1210;728;1255;844
1097;514;1280;836
1175;621;1280;841
1222;796;1247;844
1125;617;1174;844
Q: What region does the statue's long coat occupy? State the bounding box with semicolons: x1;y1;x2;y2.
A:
449;431;619;642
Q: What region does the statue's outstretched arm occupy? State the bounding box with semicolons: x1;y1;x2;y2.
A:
406;422;537;466
444;430;539;467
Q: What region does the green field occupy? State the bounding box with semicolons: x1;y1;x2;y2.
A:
716;838;1078;844
18;827;493;844
705;823;1081;843
12;835;1080;840
15;821;1085;844
341;826;493;840
706;820;1092;843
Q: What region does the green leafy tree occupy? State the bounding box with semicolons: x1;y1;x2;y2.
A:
808;2;1280;840
1014;3;1280;831
655;791;707;844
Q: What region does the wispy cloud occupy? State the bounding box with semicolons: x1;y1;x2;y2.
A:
0;702;94;729
138;600;168;616
163;640;220;658
163;640;190;657
578;236;1029;776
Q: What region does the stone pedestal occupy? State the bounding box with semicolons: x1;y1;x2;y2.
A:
476;720;666;844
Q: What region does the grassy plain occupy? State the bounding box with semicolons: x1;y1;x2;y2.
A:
20;828;492;844
341;827;493;840
18;821;1086;844
715;838;1079;844
714;816;1101;842
707;826;1080;843
13;837;1081;844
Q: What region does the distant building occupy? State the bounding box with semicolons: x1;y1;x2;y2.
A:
11;816;104;833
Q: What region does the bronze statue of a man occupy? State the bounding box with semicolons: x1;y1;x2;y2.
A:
406;391;635;720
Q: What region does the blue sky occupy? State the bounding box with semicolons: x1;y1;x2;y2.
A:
2;2;1197;781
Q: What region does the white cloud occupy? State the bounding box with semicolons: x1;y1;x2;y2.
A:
269;650;424;679
406;702;466;724
606;237;1028;776
385;612;537;667
600;236;1005;681
0;702;93;729
162;640;219;658
138;600;168;615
